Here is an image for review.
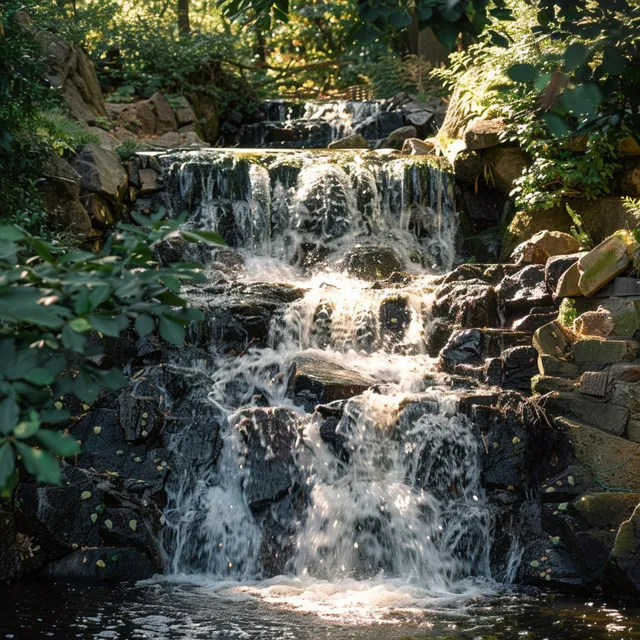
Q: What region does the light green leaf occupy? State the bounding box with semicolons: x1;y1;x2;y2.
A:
158;316;185;346
89;315;121;338
22;368;55;386
15;442;61;484
36;430;81;457
69;318;93;333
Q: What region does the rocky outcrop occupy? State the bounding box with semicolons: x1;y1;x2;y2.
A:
328;134;370;150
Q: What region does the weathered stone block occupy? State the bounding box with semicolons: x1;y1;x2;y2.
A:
538;354;580;377
573;338;639;365
546;392;628;435
533;321;573;358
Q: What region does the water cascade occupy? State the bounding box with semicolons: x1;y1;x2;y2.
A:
147;135;497;618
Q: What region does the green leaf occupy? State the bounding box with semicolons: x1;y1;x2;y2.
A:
0;226;26;241
564;42;588;71
135;314;155;337
89;315;121;338
61;324;87;353
353;25;378;45
544;113;571;138
601;47;625;77
39;407;71;424
89;286;112;310
162;275;182;292
433;22;460;51
131;211;153;227
36;430;81;457
15;442;60;484
73;371;100;404
507;63;538;83
0;398;19;436
14;416;40;439
74;289;92;316
180;229;226;245
69;318;93;333
158;316;186;346
388;9;413;28
561;83;602;116
22;368;55;386
0;443;15;489
95;368;128;390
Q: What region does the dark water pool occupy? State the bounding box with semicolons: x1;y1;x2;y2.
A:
1;580;639;640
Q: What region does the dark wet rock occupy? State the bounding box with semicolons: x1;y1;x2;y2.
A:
484;146;528;195
0;512;22;582
442;263;521;287
519;538;585;586
118;382;166;443
537;350;580;377
513;311;559;333
318;415;349;462
380;125;418;150
16;466;102;557
233;407;302;508
461;187;506;232
99;506;154;550
545;253;584;295
544;393;628;436
44;547;154;582
498;265;552;311
531;375;577;394
291;356;376;405
433;281;500;328
340;245;403;281
502;346;538;391
379;296;412;352
573;493;640;529
328;133;369;150
464;118;506;150
70;144;128;206
606;503;640;591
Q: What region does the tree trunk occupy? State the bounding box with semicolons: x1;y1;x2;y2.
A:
178;0;190;35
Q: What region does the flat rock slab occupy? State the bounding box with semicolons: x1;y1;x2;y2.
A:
593;277;640;298
546;392;628;436
573;493;640;529
578;232;636;297
292;356;376;403
557;417;640;491
573;338;639;365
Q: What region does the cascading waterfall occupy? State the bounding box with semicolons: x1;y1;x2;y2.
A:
157;141;496;619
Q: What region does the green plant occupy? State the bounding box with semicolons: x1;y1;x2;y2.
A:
0;214;223;492
558;297;577;328
565;204;593;250
115;139;140;162
36;110;98;156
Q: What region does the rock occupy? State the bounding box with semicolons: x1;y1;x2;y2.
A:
573;309;615;338
610;380;640;415
498;265;552;310
118;383;165;442
558;417;640;490
403;109;434;132
484;146;528;195
380;126;418;150
149;92;178;134
608;503;640;591
453;151;484;185
537;354;580;377
291;356;376;404
148;131;181;149
138;168;161;195
460;188;506;232
502;346;538;391
595;299;640;338
512;310;559;333
440;329;485;368
574;493;640;529
80;193;116;229
578;371;609;397
463;118;506;150
16;466;102;555
545;254;584;294
340;245;403;280
619;137;640;156
533;321;573;358
401;138;435;155
512;231;582;265
180;131;210;148
573;338;639;366
86;126;120;151
45;547;154;582
577;197;640;243
39;152;91;237
621;161;640;197
328;134;370;150
433;281;500;328
174;103;197;127
70;144;128;205
232;407;302;508
556;262;583;298
0;512;22;582
578;231;638;297
532;375;577;394
545;392;628;436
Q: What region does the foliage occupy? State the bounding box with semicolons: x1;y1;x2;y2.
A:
0;215;223;492
557;297;577;328
115;139;140;162
565;204;593;250
504;0;640;140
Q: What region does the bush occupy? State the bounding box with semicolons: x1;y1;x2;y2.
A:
0;214;223;493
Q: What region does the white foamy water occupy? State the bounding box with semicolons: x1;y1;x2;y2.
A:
157;144;499;622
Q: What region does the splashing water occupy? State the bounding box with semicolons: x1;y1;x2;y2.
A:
156;144;498;622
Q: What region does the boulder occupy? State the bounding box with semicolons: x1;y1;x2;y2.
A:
573;338;638;366
573;493;640;529
484;146;528;195
453;151;484;185
433;281;500;328
380;126;418;150
546;253;584;294
573;309;615;338
232;407;302;508
512;231;581;265
86;126;120;151
556;262;582;298
80;193;116;229
545;392;628;436
537;354;580;378
502;345;538;391
328;133;370;150
149;92;178;134
578;231;638;297
138;168;161;195
576;197;640;244
463;118;506;150
608;503;640;591
558;417;640;490
401;138;435;155
340;245;403;280
70;144;128;205
498;265;552;310
512;310;559;333
291;356;376;404
39;152;91;237
531;375;577;394
621;161;640;198
533;321;573;358
0;512;22;582
45;547;154;582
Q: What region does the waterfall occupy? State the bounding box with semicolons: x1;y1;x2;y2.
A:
153;139;494;616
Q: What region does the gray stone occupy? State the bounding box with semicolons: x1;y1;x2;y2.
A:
498;265;552;310
537;354;580;378
573;338;639;365
433;281;500;328
545;392;628;435
380;126;418;150
328;134;370;150
545;253;584;294
70;144;128;204
149;92;178;134
401;138;434;155
533;321;573;358
484;146;528;195
340;245;403;281
463;118;506;150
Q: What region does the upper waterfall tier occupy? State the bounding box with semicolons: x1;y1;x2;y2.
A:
150;148;457;273
237;100;404;149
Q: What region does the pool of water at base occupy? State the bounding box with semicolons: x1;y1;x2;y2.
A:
1;579;639;640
